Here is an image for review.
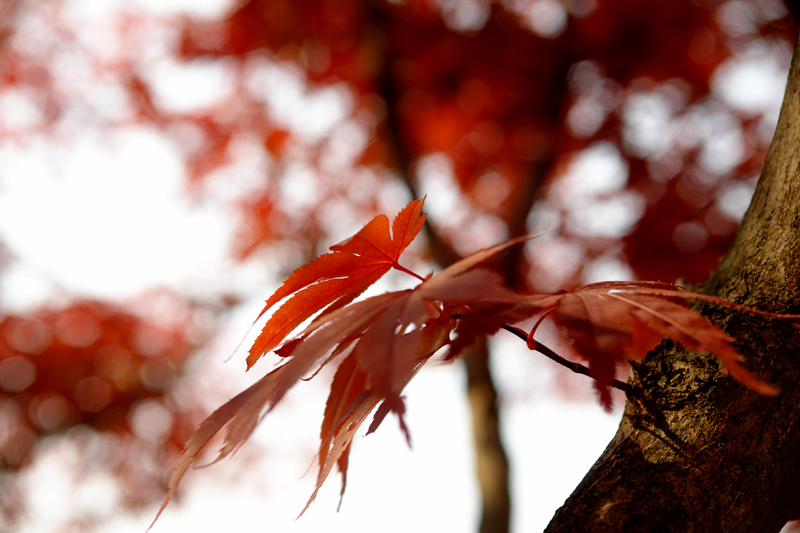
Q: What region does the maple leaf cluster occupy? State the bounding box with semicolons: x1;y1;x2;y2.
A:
153;198;789;525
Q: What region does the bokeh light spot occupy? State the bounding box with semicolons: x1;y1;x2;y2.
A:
1;425;36;466
31;394;75;432
94;344;133;381
0;356;36;393
4;318;52;355
139;358;176;390
134;325;172;357
129;399;174;443
73;376;113;413
55;310;101;347
672;221;709;253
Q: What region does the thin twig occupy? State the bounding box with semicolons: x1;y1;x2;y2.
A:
500;325;633;395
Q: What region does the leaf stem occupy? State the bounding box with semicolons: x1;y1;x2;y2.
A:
500;325;633;395
393;262;427;282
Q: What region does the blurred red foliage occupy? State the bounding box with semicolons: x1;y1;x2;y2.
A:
0;299;204;517
0;0;798;528
168;0;797;284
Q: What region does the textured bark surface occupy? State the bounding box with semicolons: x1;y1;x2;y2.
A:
545;31;800;533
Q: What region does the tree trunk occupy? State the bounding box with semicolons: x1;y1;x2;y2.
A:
545;31;800;533
463;338;512;533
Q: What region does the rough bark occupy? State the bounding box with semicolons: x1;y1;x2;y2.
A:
545;31;800;533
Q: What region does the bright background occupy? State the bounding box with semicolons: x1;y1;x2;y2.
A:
0;83;622;531
0;109;622;532
0;0;791;531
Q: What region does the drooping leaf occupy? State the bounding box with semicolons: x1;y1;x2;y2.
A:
149;367;279;530
154;215;797;525
155;227;544;524
297;264;538;512
318;352;367;506
527;281;788;408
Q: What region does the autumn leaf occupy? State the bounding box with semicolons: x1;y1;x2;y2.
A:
246;197;426;369
526;281;786;408
152;219;542;526
318;352;367;506
152;203;795;528
290;263;536;513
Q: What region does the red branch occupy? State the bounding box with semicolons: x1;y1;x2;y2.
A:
501;325;634;395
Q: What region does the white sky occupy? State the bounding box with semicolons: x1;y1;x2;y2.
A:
0;128;237;304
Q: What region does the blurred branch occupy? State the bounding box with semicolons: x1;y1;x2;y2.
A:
366;4;563;532
0;0;22;52
367;9;511;531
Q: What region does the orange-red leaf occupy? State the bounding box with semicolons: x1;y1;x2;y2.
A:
149;366;284;530
526;282;784;408
155;218;797;526
153;230;545;525
246;198;426;369
319;352;367;506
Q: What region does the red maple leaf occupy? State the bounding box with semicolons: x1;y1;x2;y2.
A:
263;254;535;513
151;204;794;528
525;281;786;408
246;197;427;369
151;200;537;526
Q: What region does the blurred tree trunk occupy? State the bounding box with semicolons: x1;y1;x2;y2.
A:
375;43;550;532
545;31;800;533
463;338;511;533
367;9;512;533
364;4;562;530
